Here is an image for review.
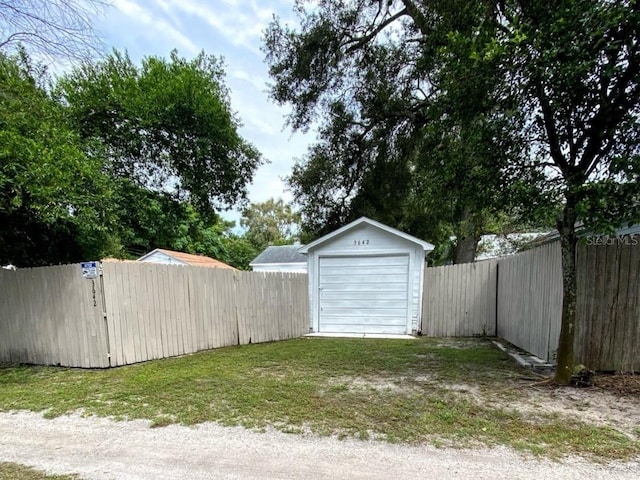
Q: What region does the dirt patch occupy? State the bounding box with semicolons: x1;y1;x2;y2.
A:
325;375;419;394
509;384;639;437
595;374;640;396
436;374;640;439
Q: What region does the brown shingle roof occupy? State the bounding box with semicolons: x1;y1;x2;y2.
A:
142;249;237;270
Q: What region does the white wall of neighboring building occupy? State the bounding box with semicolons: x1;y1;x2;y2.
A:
252;263;308;273
138;251;187;266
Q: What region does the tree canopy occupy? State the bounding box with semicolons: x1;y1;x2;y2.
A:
265;0;555;263
0;51;114;266
58;50;263;214
241;198;301;249
1;48;265;268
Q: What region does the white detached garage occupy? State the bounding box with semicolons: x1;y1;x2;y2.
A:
300;217;434;335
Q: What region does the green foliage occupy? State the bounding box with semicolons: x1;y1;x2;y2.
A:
265;1;557;258
109;179;228;258
0;52;115;266
240;198;301;249
218;236;261;270
0;48;265;268
58;50;263;213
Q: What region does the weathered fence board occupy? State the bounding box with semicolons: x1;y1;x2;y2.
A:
422;261;498;336
497;241;563;362
0;265;109;368
575;241;640;371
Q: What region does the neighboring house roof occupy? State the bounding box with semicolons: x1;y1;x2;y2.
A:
249;245;307;267
299;216;435;254
137;248;236;270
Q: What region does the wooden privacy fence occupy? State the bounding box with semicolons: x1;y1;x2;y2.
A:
0;262;308;368
424;238;639;372
422;260;498;337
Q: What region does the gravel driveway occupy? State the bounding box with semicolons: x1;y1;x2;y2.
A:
1;411;638;480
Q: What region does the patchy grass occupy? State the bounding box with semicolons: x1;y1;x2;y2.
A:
0;463;78;480
0;337;638;461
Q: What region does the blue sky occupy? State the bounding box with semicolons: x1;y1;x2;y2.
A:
97;0;312;226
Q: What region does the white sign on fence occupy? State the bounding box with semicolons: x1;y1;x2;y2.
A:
80;261;99;279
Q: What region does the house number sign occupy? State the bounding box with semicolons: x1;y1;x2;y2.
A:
353;239;370;245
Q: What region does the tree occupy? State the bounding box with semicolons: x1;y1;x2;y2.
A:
0;0;106;60
57;50;263;214
265;0;640;384
265;0;553;263
0;51;114;266
496;0;640;383
240;198;301;249
218;235;261;270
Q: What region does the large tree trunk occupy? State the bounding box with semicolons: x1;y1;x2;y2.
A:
554;193;578;385
454;207;480;264
454;235;479;264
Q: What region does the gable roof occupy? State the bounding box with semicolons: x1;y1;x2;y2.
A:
299;217;435;254
249;245;307;266
138;248;237;270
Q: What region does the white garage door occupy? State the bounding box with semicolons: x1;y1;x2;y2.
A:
318;255;409;334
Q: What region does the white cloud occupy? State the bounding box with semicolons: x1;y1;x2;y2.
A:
157;0;277;54
112;0;199;55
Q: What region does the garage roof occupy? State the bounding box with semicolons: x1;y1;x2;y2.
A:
299;217;435;254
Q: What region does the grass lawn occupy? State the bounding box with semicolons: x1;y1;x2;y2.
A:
0;337;637;460
0;463;77;480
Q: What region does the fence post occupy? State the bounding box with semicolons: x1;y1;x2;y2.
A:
494;262;499;337
98;262;112;367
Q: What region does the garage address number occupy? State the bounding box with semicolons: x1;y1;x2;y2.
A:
353;239;370;246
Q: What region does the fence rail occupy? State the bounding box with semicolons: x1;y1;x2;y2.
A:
0;262;308;368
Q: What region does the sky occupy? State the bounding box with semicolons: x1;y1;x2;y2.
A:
97;0;312;227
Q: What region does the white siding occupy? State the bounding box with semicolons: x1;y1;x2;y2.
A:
307;222;427;334
252;263;308;273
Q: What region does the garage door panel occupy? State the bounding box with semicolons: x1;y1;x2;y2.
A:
321;308;409;318
319;274;408;285
319;324;409;335
321;316;407;326
320;256;409;268
320;283;407;292
321;299;405;309
319;254;409;334
320;265;408;276
320;291;408;301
